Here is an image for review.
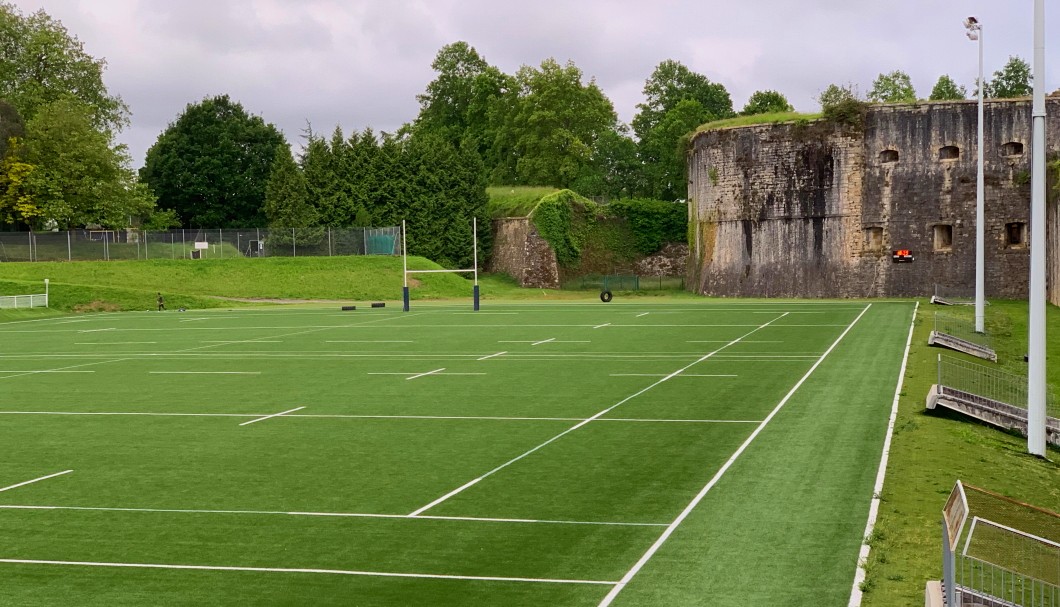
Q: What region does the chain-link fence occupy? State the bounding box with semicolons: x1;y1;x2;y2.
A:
0;227;401;262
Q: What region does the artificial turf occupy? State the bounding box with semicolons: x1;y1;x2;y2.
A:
0;300;914;605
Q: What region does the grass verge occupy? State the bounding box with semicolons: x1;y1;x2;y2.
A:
861;300;1060;605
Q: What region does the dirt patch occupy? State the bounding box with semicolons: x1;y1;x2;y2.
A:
73;301;122;313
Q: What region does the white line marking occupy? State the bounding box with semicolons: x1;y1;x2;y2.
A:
0;504;665;527
477;352;507;361
0;358;128;381
202;340;283;344
0;559;617;585
531;338;555;346
75;342;157;345
608;374;738;378
0;470;73;493
636;313;649;318
0;411;760;424
77;328;116;333
150;371;261;375
409;313;791;517
0;370;95;374
453;312;517;315
597;304;871;606
406;368;445;380
848;302;918;607
325;340;413;343
593;323;611;329
180;318;210;322
239;406;305;427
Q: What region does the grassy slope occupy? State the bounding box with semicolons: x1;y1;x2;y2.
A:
862;300;1060;606
0;256;475;311
696;111;823;133
487;186;559;218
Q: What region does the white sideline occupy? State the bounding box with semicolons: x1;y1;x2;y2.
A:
150;371;261;375
847;301;918;607
597;304;872;607
0;470;72;493
0;504;665;527
239;407;305;427
0;559;617;585
408;313;791;518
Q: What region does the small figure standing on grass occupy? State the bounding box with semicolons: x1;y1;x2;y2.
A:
157;292;165;311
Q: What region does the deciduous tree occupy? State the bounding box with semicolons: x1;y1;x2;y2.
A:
140;95;287;227
928;75;966;101
868;71;916;104
986;56;1032;99
0;2;128;133
741;90;794;115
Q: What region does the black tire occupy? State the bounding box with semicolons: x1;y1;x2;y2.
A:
600;290;613;302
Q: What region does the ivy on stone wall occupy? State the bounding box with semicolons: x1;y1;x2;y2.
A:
531;189;597;266
608;198;688;255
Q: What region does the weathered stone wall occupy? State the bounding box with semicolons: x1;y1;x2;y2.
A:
688;99;1060;301
487;217;560;288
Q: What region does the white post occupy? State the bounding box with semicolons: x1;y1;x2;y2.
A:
473;216;478;286
402;220;408;288
974;23;985;333
1027;0;1047;457
44;278;49;308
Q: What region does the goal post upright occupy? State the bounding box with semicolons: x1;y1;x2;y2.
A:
401;217;480;312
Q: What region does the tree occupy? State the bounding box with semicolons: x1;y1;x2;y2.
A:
817;83;859;108
633;61;733;200
0;99;24;157
741;90;794;115
140;95;288;227
0;138;37;227
928;75;966;101
264;143;316;229
986;56;1032;99
22;99;153;229
0;3;128;133
492;58;617;188
571;126;643;200
867;71;916;104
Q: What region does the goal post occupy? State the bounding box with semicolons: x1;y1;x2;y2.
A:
401;218;479;312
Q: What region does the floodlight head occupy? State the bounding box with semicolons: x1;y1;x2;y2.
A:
966;31;979;41
964;16;980;30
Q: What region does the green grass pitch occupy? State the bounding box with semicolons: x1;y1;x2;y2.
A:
0;300;915;605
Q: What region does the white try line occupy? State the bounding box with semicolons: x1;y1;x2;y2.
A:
408;313;791;517
593;323;611;329
0;470;73;493
848;302;918;607
150;371;261;375
0;411;762;424
77;327;116;333
239;406;305;427
597;304;871;607
477;352;507;361
0;504;664;527
0;559;617;586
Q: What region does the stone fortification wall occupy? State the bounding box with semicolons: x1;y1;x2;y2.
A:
487;217;560;288
688;98;1060;301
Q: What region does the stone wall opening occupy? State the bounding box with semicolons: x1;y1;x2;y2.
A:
879;149;899;164
939;146;960;161
1002;141;1025;157
1006;222;1027;248
863;226;884;251
934;224;953;251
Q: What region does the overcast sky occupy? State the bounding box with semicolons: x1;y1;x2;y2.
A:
11;0;1060;168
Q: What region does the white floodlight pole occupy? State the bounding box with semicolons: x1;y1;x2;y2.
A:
966;17;986;333
1027;0;1047;457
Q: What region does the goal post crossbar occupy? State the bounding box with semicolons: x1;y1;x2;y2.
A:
401;218;479;312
